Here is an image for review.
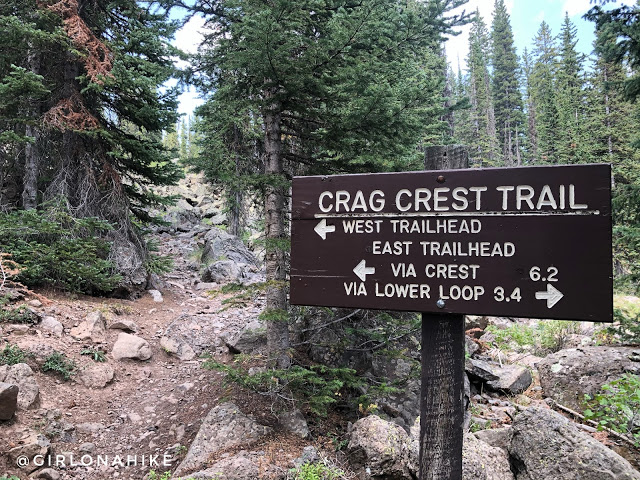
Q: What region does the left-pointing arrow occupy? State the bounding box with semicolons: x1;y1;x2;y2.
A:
353;259;375;282
314;219;336;240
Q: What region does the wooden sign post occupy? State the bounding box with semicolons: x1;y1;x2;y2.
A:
419;146;468;479
290;155;613;479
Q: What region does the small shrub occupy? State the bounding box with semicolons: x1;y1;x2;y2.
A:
584;373;640;446
42;352;76;380
0;344;27;365
288;461;346;480
486;320;581;355
0;304;39;324
0;475;21;480
605;308;640;345
145;239;174;275
0;203;121;294
204;357;365;417
80;348;106;362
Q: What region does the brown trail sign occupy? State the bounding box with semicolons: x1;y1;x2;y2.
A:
291;163;613;322
290;157;613;480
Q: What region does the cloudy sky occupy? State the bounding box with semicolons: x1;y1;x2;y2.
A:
172;0;636;117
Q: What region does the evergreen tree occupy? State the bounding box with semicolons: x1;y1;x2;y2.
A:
521;47;538;164
585;6;640;287
467;11;499;165
0;0;182;291
188;0;470;364
490;0;524;165
556;13;586;164
530;21;560;163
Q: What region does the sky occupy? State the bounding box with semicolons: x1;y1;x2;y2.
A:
445;0;636;72
171;0;636;118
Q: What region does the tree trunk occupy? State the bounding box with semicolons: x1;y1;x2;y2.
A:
22;49;41;209
22;124;39;209
263;96;290;368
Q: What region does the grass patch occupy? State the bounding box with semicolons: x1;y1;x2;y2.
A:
486;320;582;355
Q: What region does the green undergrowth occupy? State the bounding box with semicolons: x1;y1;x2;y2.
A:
0;344;27;365
485;320;582;355
584;373;640;446
0;203;121;294
203;354;384;417
41;351;76;380
287;461;347;480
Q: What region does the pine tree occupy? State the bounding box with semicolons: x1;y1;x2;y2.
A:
556;13;586;164
0;0;182;292
521;47;538;164
530;21;560;163
467;11;500;166
189;0;470;364
490;0;524;165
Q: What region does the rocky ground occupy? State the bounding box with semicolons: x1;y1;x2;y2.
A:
1;173;640;480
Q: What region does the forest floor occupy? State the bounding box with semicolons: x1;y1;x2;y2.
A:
0;227;324;480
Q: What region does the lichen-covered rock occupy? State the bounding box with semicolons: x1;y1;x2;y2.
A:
201;260;242;283
462;433;515;480
173;402;272;477
537;346;639;411
347;415;412;480
201;228;258;267
161;314;223;361
509;407;640;480
112;333;152;361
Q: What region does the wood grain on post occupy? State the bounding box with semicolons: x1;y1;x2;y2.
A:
420;145;468;480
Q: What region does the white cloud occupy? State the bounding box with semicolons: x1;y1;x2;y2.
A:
174;15;207;55
560;0;591;18
444;0;498;72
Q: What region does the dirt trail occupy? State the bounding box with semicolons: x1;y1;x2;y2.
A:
1;228;267;480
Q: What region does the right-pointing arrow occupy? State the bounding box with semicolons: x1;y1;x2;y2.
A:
353;259;376;282
535;284;564;308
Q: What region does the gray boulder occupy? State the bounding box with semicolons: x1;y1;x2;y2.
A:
201;260;242;284
279;408;310;439
109;319;138;333
70;311;107;343
538;346;640;411
463;433;515;480
0;363;40;410
221;319;267;354
201;228;258;267
183;451;274;480
40;316;63;337
161;314;223;361
466;359;532;394
112;333;152;361
509;406;640;480
0;382;19;420
174;402;272;477
75;363;115;388
408;417;513;479
347;415;413;479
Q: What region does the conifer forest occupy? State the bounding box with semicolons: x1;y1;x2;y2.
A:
2;0;640;478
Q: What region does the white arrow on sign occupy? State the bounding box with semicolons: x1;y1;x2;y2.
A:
535;284;564;308
314;219;336;240
353;260;375;282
